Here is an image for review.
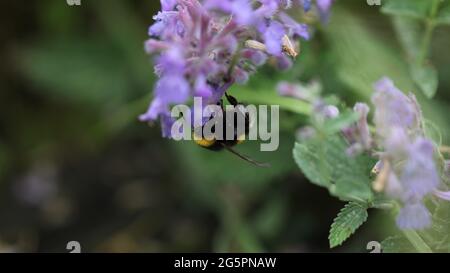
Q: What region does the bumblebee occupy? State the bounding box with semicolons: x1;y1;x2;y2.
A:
193;93;270;168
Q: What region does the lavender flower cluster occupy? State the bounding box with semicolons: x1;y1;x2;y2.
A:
350;78;449;230
140;0;334;137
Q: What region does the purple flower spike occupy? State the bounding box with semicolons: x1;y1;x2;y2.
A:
142;0;319;137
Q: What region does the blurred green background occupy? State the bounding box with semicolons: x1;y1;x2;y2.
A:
0;0;449;252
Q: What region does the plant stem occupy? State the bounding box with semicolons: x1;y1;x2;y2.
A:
402;230;433;253
228;87;312;116
417;0;440;65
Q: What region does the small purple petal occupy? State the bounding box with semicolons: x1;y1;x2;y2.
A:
194;75;213;99
353;103;372;149
316;0;334;23
279;12;310;40
161;0;178;11
160;113;175;138
155;75;191;104
139;98;166;122
275;55;293;70
262;21;286;56
241;49;268;66
396;202;431;230
232;67;250;84
296;126;316;140
434;190;450;201
400;138;439;200
372;77;419;138
301;0;312;12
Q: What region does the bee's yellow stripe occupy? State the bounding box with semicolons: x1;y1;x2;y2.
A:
193;132;216;147
194;138;216;147
237;134;246;144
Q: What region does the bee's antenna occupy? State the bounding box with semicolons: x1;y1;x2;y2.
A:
225;92;239;107
220;143;271;168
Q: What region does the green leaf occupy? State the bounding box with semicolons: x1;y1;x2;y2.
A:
392;17;422;59
436;1;450;25
293;135;375;202
228;86;312;116
411;64;439;98
391;17;439;99
293;140;332;188
331;174;374;203
329;202;368;248
381;236;414;253
382;0;432;19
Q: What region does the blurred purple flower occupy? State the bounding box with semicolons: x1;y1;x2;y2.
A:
276;80;321;102
396;202;431;230
372;77;420;138
400;138;439;200
279;13;310;40
370;77;444;230
313;101;339;119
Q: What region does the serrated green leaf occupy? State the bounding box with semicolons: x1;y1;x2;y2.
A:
329;202;368;248
293;141;332;188
411;64;439;98
381;235;415;253
382;0;431;19
331;174;373;203
293;135;375;202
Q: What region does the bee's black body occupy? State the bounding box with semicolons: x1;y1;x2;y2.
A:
192;93;269;168
193;93;249;150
